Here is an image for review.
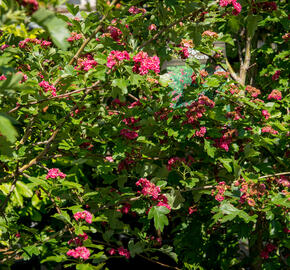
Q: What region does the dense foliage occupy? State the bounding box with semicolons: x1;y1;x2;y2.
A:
0;0;289;269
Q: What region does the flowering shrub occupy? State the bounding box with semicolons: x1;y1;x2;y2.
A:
0;0;289;269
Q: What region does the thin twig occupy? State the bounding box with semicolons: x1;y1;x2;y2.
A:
8;82;100;114
137;254;181;270
259;172;290;179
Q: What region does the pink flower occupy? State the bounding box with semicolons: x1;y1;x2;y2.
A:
202;30;218;38
107;26;122;41
188;207;197;215
67;246;90;260
219;0;232;7
180;47;189;59
157;201;171;210
0;44;9;50
105;156;114;162
148;24;157;31
39;80;57;96
46;168;66;179
232;1;242;15
136;178;161;199
67;32;82;42
261;126;278;135
121;203;131;214
194;127;207;137
133;52;160;75
262;110;270;120
128;6;146;15
108;248;116;255
120;129;138;140
266;243;276;253
247;198;256;207
117;247;130;259
260;250;269;259
107;50;130;69
68;233;88;246
267;89;282;100
272;70;281;80
214;135;232;151
215;194;225;202
0;75;7;81
74;211;93;224
75;54;97;71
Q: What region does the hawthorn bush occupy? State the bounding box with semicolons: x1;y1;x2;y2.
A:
0;0;289;269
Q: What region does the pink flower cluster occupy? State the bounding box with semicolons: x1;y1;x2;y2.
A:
261;126;278;135
262;110;270;120
202;30;219;38
74;211;93;224
211;181;229;202
226;107;243;120
46;168;66;179
214;135;232;152
107;50;130;69
107;26;122;42
184;96;214;124
128;6;146;15
267;89;282;100
219;0;242;15
75;54;97;71
260;243;277;259
19;38;51;49
245;85;261;98
276;176;290;188
136;178;171;210
198;95;215;108
0;75;7;81
167;156;195;170
194;126;207;137
39;80;57;96
133;52;160;75
67;32;82;42
0;44;9;51
68;233;88;246
180;47;189;59
108;247;130;259
120;128;139;140
136;178;161;199
67;246;90;260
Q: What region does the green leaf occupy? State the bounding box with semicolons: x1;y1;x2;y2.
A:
219;158;232;173
0;114;18;143
52;211;72;225
66;3;79;16
41;255;66;263
32;8;70;50
112;78;128;94
148;206;170;232
16;181;33;198
247;15;262;37
128;240;144;258
204;139;215;158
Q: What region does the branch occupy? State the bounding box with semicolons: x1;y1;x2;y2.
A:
225;57;241;83
137;254;181;270
0;165;19;213
259;172;290;179
8;82;100;114
239;35;252;86
138;10;199;50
